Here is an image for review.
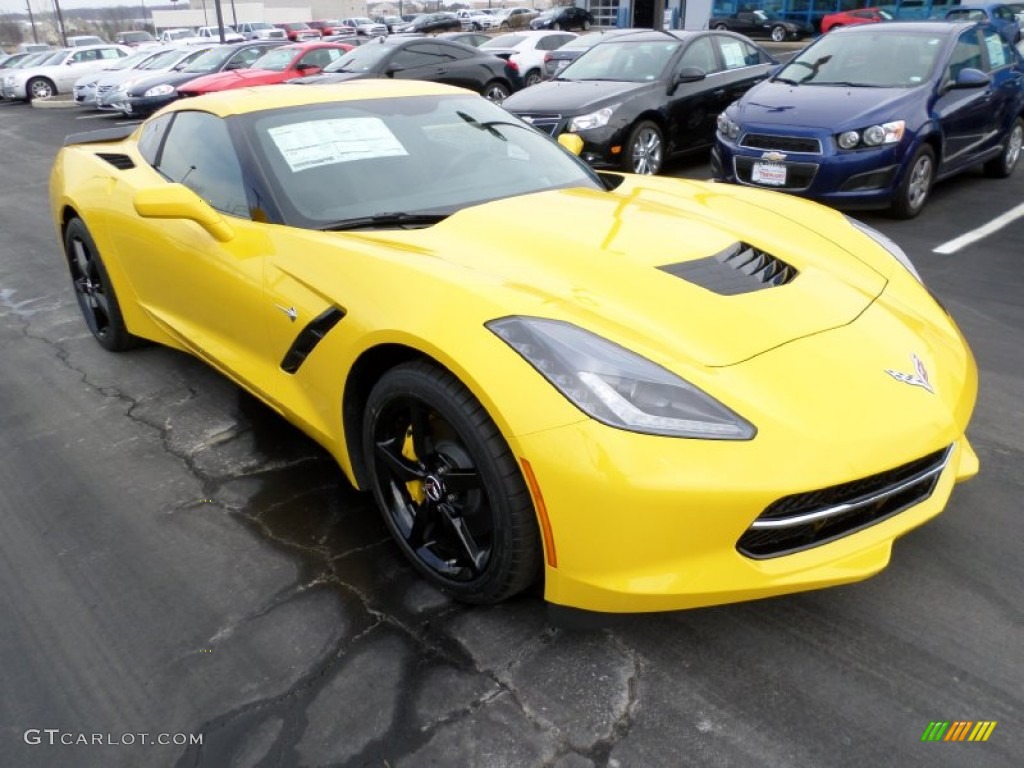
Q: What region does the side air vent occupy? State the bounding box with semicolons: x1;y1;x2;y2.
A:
280;306;346;374
659;242;797;296
96;153;135;170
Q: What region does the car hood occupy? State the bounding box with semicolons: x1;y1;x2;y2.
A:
503;79;651;114
128;71;207;94
317;178;890;367
181;68;284;90
733;80;921;129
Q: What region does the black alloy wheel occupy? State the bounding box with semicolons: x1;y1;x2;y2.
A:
64;218;141;352
363;361;541;603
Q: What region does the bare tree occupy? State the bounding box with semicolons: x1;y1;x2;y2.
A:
1;14;26;47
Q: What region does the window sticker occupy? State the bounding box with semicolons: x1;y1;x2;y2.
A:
268;117;408;172
985;36;1005;68
721;41;746;70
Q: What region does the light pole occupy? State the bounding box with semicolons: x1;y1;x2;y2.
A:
51;0;67;47
25;1;39;44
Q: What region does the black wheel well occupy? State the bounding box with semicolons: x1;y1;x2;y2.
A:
59;206;81;240
343;344;442;488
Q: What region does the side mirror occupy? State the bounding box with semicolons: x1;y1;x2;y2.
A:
949;67;991;90
557;133;584;156
134;184;234;242
675;66;706;84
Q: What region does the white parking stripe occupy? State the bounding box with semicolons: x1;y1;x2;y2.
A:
933;202;1024;254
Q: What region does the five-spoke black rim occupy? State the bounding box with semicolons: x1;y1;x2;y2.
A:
371;397;493;582
68;234;111;340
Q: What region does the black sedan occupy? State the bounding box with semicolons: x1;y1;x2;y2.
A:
709;10;813;42
398;13;463;34
112;42;285;116
290;37;519;102
503;30;776;174
530;7;594;31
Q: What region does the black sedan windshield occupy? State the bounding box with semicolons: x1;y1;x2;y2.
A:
776;30;943;87
323;45;392;73
561;41;682;82
245;94;602;228
181;47;240;73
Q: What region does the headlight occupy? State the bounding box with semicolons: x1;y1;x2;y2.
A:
487;317;756;440
568;106;614;132
845;216;922;283
717;112;740;140
836;120;905;150
143;83;175;97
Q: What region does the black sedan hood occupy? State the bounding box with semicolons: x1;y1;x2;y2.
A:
289;71;378;85
503;79;653;115
127;71;211;96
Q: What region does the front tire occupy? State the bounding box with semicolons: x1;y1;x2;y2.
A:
583;20;591;30
624;120;664;175
770;25;787;43
983;117;1023;178
891;144;934;219
28;77;55;100
714;23;729;31
552;22;561;30
363;361;542;604
64;218;142;351
482;80;511;103
524;69;542;87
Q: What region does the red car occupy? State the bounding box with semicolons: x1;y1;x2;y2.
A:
820;7;893;33
177;42;352;96
309;19;355;36
275;22;322;41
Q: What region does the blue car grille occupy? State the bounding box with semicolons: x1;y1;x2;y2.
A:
741;133;822;154
737;446;952;558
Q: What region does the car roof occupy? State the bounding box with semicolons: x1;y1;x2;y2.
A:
158;79;464;119
830;19;977;33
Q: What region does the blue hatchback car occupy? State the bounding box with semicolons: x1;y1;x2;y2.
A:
712;21;1024;217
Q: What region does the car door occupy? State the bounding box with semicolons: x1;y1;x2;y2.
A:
978;25;1023;153
388;43;453;85
666;35;725;151
58;48;122;90
108;110;278;393
933;28;998;170
433;42;487;91
711;34;773;109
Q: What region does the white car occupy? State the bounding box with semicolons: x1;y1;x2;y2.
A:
456;10;498;30
159;28;195;44
341;17;389;36
480;30;577;87
72;47;160;107
236;21;287;41
2;44;131;100
185;27;244;45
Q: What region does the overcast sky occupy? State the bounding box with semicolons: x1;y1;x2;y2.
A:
1;2;167;19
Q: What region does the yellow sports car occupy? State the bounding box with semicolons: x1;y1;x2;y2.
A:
50;81;978;613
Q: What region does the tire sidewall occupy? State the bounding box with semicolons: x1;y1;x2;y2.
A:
625;120;664;175
892;144;934;218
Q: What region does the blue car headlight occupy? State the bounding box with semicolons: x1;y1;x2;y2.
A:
487;317;756;440
837;120;905;150
717;112;740;140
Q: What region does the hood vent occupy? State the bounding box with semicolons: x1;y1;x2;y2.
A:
659;242;797;296
96;153;135;170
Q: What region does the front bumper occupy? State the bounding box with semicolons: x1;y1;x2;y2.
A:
714;127;914;209
2;82;26;100
510;112;629;169
510;295;977;613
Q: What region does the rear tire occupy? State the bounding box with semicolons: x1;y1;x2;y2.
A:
770;25;787;43
714;23;729;31
890;145;934;219
583;20;591;30
524;69;542;87
983;117;1023;178
482;79;510;103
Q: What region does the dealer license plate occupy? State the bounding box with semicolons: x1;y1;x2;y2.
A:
752;162;787;186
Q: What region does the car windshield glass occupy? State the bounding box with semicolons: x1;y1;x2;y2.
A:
252;48;298;71
323;45;392;72
776;30;942;87
351;18;374;24
245;94;602;229
38;50;70;66
139;49;186;70
250;22;273;29
181;47;239;72
483;34;526;48
561;41;681;82
112;51;155;70
561;33;610;51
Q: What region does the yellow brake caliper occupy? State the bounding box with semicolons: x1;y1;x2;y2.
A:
403;426;426;505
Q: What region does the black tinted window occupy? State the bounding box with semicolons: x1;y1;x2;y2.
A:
156;111;249;218
137;113;173;166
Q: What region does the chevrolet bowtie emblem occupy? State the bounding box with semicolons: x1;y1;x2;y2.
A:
761;151;787;162
885;353;934;394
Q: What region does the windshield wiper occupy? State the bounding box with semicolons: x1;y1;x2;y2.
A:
814;81;884;88
318;212;451;231
773;76;801;85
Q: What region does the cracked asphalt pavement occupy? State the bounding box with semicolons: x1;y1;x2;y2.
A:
0;101;1020;768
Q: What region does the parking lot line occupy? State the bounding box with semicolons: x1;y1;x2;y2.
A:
933;202;1024;254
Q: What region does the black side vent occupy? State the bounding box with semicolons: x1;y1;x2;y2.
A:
96;153;135;170
659;242;797;296
280;306;346;374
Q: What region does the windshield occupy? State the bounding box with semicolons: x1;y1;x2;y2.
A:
37;50;70;66
111;51;155;70
775;30;942;87
560;32;613;52
323;44;393;73
245;94;601;228
252;48;299;72
250;22;273;30
139;49;187;70
351;18;374;24
181;46;241;72
561;40;681;82
483;34;526;48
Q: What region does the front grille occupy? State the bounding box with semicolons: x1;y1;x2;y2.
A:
659;242;797;296
97;85;113;95
514;112;562;136
734;156;818;192
737;446;952;558
741;133;822;154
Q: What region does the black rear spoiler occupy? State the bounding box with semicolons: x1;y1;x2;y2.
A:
63;125;136;147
